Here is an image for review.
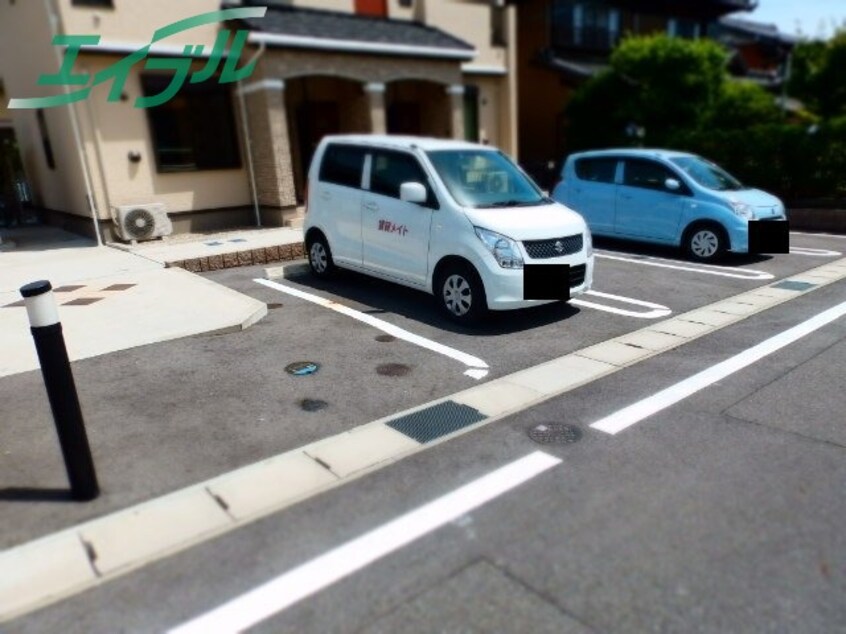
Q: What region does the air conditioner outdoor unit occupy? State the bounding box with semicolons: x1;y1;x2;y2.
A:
114;203;172;242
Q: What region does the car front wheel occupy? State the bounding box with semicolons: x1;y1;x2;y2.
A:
436;264;488;325
685;225;726;263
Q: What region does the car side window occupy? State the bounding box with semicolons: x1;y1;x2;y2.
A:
319;144;366;189
370;150;438;208
575;157;618;184
623;159;686;194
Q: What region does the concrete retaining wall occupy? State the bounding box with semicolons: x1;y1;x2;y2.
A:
789;209;846;233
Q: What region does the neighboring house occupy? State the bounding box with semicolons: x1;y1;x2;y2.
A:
0;0;518;242
515;0;756;185
712;16;797;90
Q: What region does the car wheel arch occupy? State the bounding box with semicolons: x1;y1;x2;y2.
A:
681;220;731;251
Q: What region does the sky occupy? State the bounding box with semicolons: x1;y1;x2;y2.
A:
736;0;846;39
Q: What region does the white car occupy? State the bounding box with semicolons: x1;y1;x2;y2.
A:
304;135;594;324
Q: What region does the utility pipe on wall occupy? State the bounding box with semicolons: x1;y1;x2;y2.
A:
237;41;267;228
43;0;103;245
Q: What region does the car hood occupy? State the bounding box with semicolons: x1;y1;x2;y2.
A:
722;188;784;213
462;202;586;241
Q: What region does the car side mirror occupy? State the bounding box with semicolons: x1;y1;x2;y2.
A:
665;178;681;191
400;182;427;204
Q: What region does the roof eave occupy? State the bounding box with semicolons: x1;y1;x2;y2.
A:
247;32;476;61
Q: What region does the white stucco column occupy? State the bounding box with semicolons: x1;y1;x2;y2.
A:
364;82;387;134
446;84;466;140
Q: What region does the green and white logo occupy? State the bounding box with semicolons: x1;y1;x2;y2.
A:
8;6;267;109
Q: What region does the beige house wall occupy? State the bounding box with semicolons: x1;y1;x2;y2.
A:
291;0;353;12
0;0;94;221
80;55;250;218
57;0;223;49
424;0;508;70
0;85;11;127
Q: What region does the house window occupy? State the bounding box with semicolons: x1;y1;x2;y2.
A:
36;110;56;170
141;75;241;173
668;18;700;38
71;0;114;7
491;4;507;47
552;1;620;50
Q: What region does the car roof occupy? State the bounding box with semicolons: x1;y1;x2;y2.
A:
321;134;490;153
568;148;695;161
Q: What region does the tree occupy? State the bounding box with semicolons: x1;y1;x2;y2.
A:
566;34;788;150
788;31;846;118
608;34;727;141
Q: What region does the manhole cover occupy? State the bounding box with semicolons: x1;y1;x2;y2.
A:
285;361;320;376
299;398;328;412
377;363;411;377
528;423;582;444
375;334;396;343
267;303;283;310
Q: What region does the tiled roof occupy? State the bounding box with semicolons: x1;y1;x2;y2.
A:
226;2;475;56
718;16;799;45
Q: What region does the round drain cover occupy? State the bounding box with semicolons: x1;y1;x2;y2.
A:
299;398;328;412
528;423;582;444
375;334;396;343
377;363;411;377
285;361;320;376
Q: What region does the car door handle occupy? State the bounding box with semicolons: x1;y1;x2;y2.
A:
364;202;379;212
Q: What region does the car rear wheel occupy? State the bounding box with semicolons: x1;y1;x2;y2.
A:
685;225;726;263
436;263;488;325
307;233;335;278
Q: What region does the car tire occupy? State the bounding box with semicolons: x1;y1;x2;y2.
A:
307;232;335;278
684;224;727;263
435;263;488;325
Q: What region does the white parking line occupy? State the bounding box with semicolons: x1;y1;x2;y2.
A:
572;290;672;319
595;251;774;280
255;278;490;379
168;451;561;634
791;231;846;240
790;247;842;257
590;299;846;435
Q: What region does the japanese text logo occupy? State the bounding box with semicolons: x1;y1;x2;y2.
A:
8;7;267;109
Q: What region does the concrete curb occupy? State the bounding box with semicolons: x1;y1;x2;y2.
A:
166;242;307;273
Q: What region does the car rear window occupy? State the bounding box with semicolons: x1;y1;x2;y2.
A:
574;158;617;184
319;144;366;189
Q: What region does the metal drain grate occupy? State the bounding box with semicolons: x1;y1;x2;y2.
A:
771;281;817;291
387;401;486;444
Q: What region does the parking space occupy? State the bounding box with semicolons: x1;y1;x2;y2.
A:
15;272;845;634
4;228;845;630
209;232;846;388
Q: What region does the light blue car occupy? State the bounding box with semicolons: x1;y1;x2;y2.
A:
552;149;788;262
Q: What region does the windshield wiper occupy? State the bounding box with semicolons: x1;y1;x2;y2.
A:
477;200;533;208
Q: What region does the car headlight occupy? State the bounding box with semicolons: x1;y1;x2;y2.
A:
729;201;754;220
474;227;524;269
584;227;593;257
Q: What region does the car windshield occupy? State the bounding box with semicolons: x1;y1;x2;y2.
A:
426;149;550;208
670;156;747;191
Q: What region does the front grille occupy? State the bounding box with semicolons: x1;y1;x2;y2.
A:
523;234;583;259
569;264;586;288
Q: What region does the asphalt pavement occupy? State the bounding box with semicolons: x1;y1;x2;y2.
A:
2;231;845;633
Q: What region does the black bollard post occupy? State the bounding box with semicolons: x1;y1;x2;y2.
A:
20;280;99;501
